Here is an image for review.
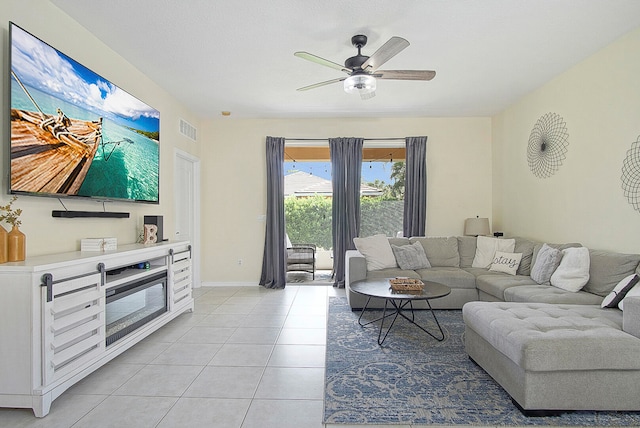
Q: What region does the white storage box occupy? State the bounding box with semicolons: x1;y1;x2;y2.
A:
81;238;117;251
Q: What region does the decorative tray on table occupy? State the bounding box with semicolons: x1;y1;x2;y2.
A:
389;277;424;292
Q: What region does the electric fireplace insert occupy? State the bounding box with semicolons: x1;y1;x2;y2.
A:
105;271;167;346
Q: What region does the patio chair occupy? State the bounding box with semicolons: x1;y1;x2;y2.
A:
286;235;316;279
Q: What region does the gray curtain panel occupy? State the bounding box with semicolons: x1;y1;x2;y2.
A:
403;136;427;237
330;137;363;287
259;136;287;289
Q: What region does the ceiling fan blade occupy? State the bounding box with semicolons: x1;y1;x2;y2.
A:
375;70;436;81
296;77;346;91
294;51;352;73
360;36;410;71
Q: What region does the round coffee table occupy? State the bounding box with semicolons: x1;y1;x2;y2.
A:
350;278;451;345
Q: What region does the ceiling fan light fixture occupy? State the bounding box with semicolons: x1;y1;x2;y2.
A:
295;35;434;97
344;74;376;95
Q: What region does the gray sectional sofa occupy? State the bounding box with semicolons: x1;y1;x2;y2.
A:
344;235;640;414
345;236;640;309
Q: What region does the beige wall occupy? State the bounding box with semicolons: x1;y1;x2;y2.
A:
201;117;492;284
492;27;640;253
18;1;636;285
2;2;492;287
1;1;201;256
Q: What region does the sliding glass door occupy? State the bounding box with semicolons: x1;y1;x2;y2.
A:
283;143;405;273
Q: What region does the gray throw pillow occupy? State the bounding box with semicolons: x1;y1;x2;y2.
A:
531;242;581;270
391;241;431;270
530;243;563;284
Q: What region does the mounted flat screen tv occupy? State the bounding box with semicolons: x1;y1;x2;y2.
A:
9;22;160;204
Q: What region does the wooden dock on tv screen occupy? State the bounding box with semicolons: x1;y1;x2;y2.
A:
10;108;102;195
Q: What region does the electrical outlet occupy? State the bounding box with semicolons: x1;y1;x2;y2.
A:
237;259;243;265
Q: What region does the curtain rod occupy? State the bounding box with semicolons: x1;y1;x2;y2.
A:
284;137;406;142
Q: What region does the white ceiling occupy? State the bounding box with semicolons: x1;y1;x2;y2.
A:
50;0;640;119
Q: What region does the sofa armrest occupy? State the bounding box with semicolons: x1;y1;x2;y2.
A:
623;296;640;339
345;250;367;289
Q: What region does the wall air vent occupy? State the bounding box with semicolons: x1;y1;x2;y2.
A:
179;118;197;142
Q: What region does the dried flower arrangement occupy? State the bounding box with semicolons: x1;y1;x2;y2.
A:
0;196;22;228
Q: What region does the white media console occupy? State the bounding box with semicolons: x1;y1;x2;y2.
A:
0;241;194;417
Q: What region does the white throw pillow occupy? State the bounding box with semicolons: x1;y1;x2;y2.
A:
601;274;639;308
550;247;590;292
471;236;516;268
489;251;523;276
353;234;397;271
619;283;640;311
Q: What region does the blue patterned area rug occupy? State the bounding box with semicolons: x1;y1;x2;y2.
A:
324;296;640;426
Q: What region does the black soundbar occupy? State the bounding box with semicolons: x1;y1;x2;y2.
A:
52;210;130;218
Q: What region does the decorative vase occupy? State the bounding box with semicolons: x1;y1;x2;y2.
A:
0;225;8;264
8;225;26;262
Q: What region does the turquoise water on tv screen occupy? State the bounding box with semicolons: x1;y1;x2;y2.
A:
11;84;159;202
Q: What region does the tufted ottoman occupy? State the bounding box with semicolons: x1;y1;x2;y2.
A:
462;301;640;414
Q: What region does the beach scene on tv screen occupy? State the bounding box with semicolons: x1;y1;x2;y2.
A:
9;24;160;202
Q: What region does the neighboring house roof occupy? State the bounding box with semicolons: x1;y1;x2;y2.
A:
284;171;382;197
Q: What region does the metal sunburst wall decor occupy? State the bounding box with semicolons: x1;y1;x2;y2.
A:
527;112;569;178
621;135;640;213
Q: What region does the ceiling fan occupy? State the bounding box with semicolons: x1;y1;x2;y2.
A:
294;34;436;100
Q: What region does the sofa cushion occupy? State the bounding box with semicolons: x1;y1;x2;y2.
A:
504;284;603;305
365;268;421;281
623;297;640;338
530;244;563;284
463;267;498;278
550;247;590;292
475;273;538;301
601;274;639;308
489;251;523;275
513;237;537;276
415;267;476;289
410;237;459;267
620;283;640;311
462;302;638;372
583;250;640;297
472;236;515;268
391;241;431;270
388;237;411;247
353;234;397;271
457;236;477;268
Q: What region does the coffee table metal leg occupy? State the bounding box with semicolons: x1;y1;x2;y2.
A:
358;295;396;327
357;296;373;326
395;299;446;341
425;299;446;341
358;297;446;345
377;298;402;345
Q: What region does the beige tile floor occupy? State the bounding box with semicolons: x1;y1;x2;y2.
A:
0;285;335;428
0;284;561;428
